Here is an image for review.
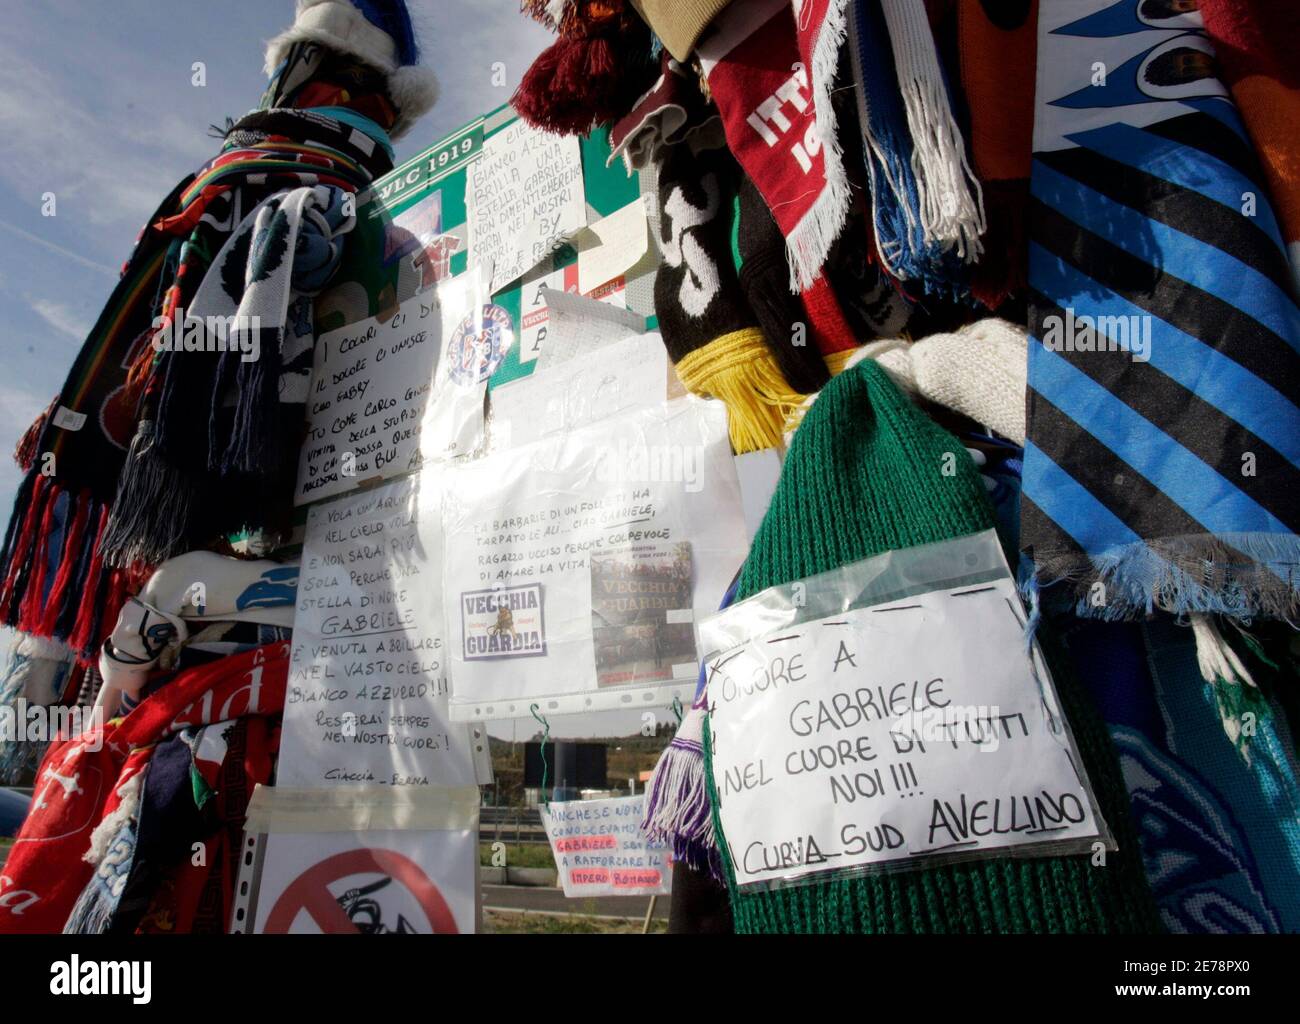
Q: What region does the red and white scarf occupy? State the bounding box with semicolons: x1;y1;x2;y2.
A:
698;0;851;292
0;642;288;934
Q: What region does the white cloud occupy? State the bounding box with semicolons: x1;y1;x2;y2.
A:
29;297;92;341
0;218;117;278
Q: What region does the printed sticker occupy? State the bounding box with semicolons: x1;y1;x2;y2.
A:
461;582;547;660
448;303;513;385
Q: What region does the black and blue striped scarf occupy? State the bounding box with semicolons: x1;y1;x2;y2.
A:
1021;0;1300;624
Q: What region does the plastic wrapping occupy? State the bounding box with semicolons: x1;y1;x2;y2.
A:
700;530;1114;891
441;396;749;720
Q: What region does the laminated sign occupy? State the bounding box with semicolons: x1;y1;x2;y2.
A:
295;265;496;505
277;474;482;788
540;795;672;898
441;397;749;718
253;828;476;934
702;531;1110;889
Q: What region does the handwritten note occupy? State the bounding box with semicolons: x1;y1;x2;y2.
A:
706;573;1105;888
295;267;492;505
466;121;586;293
278;474;480;789
540;795;672;898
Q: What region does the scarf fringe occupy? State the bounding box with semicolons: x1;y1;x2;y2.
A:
64;770;145;935
221;354;279;476
13;399;55;472
783;0;853;294
641;711;723;879
642;744;715;853
0;474;116;658
1022;533;1300;625
101;421;198;568
675;328;807;454
882;0;985;261
1190;612;1268;763
68;509;115;660
40;493;91;637
849;0;927;283
84;770;144;866
62;875;118;936
785;164;853;295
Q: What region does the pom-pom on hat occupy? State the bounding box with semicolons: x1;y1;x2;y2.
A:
264;0;439;139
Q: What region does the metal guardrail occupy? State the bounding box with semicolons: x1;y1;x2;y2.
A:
480;806;548;844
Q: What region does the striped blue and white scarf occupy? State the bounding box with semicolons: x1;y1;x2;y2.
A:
1021;0;1300;624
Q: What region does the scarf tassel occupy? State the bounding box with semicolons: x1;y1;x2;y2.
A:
675;328;806;455
64;771;145;934
1025;534;1300;625
100;421;200;568
512;16;656;136
0;472;124;664
13;399;55;472
220;354;280;477
1189;613;1273;764
39;491;92;637
68;508;111;660
641;716;722;879
882;0;985;262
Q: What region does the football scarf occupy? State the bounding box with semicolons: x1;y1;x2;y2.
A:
95;714;276;935
652;99;808;453
1021;0;1300;625
0;641;288;935
104;183;355;567
0;110;382;657
697;0;850;293
846;0;973;299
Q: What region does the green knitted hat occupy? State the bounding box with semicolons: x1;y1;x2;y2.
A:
709;359;1161;933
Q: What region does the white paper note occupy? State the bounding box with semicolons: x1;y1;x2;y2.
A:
489;331;668;449
706;571;1105;888
295;267;494;505
466;121;586;293
541;795;673;898
518;264;626;365
577;196;649;294
278;474;481;789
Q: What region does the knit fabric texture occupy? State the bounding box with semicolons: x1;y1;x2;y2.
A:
654;136;754;365
630;0;734;61
654;132;804;452
875;318;1029;444
736;177;832;395
710;359;1162;933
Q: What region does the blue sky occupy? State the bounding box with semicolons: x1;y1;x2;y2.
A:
0;0;551;517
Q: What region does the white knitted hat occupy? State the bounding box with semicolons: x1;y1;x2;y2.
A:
264;0;439;140
785;319;1029;446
